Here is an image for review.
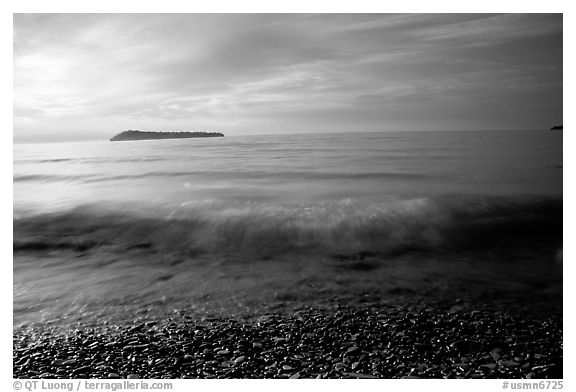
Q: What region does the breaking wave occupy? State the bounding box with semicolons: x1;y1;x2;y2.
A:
13;194;562;260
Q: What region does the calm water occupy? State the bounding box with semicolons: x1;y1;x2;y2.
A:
14;130;562;209
13;130;563;327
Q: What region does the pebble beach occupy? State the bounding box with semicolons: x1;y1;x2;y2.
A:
13;301;562;379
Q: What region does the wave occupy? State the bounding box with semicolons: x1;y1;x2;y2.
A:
14;157;168;165
13;194;562;260
13;170;433;185
13;174;95;183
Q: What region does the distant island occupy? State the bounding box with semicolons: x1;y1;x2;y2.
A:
550;125;563;130
110;130;224;142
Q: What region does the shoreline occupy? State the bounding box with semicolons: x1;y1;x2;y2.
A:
13;301;562;379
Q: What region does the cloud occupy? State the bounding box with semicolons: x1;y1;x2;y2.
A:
13;13;562;142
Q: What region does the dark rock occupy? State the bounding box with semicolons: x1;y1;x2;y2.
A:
499;360;520;368
128;323;146;333
480;364;497;370
345;372;378;379
490;348;503;361
72;366;92;374
346;346;360;356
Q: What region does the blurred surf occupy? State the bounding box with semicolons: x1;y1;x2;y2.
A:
13;194;562;259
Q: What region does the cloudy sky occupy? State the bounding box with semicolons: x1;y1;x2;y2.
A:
14;13;562;143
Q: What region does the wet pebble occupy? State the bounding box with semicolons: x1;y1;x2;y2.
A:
12;303;562;379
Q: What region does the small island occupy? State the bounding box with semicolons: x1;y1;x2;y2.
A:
550;125;563;130
110;130;224;142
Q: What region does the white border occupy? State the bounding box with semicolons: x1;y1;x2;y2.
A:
4;3;571;391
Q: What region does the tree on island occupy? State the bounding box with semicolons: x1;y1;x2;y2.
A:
110;130;224;141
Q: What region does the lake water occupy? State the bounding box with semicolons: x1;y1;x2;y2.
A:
13;130;563;328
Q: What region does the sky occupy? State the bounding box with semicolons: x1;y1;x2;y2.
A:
13;13;563;143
